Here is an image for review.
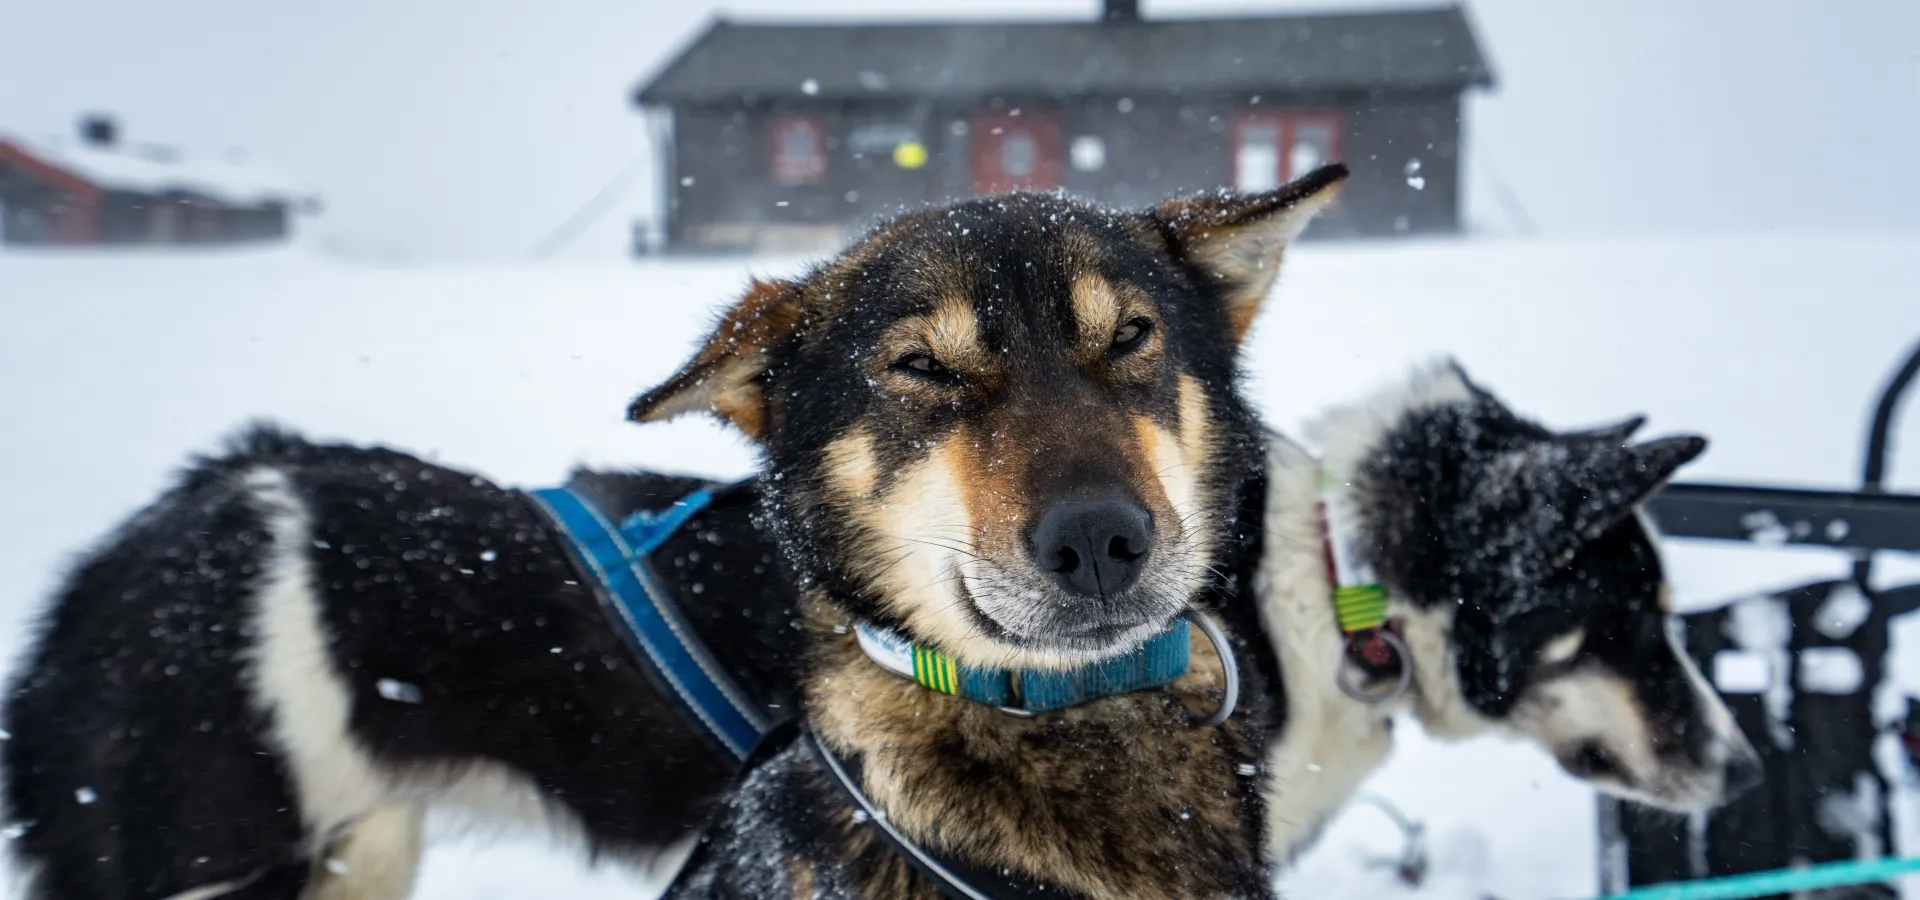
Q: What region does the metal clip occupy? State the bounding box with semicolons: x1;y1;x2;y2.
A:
1186;609;1240;727
1337;628;1412;704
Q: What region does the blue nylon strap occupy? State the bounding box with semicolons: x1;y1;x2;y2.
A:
620;489;716;556
1594;856;1920;900
854;619;1191;713
959;667;1011;708
1014;620;1190;712
529;486;770;761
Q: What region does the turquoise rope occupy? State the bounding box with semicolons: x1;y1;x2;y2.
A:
1599;856;1920;900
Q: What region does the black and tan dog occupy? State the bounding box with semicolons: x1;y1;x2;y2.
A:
624;169;1360;898
2;169;1345;900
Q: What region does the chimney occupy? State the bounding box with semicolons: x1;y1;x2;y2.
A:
1103;0;1140;23
80;114;117;148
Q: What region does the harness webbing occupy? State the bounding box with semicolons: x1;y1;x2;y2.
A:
529;486;770;762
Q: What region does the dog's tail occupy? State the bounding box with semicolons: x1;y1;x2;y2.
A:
172;421;323;496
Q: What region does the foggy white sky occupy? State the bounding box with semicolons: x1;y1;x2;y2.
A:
4;0;1916;259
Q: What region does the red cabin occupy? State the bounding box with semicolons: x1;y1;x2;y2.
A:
0;116;305;248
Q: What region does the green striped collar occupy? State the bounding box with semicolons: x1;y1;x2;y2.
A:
1318;469;1390;632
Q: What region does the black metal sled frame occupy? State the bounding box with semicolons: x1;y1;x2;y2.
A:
1650;338;1920;564
1647;483;1920;553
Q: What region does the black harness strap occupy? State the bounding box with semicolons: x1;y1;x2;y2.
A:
804;729;1064;900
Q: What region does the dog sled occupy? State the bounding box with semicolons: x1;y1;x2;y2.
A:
1600;338;1920;899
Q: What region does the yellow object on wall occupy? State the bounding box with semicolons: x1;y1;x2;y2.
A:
893;141;928;170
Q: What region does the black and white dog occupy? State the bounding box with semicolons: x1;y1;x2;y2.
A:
1;429;799;900
1253;363;1762;861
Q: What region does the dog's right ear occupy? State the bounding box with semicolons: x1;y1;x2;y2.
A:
1549;434;1709;564
1565;415;1647;446
1150;164;1348;346
627;277;805;442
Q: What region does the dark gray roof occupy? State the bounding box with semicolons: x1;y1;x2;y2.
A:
636;6;1493;106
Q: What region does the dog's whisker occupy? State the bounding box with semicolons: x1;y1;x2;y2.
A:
888;534;987;561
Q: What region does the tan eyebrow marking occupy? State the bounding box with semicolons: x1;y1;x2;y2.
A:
1540;629;1586;665
924;297;990;373
1070;274;1161;368
1070;275;1125;355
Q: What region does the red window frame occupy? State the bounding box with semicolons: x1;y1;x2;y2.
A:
769;115;828;185
1229;110;1343;191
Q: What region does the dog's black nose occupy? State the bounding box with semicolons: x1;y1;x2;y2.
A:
1031;499;1153;599
1723;745;1765;800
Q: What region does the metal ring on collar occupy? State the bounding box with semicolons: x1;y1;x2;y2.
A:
1336;628;1413;704
1185;609;1239;727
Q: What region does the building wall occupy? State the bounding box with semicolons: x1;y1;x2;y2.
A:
0;162;95;245
1044;91;1465;238
660;89;1466;252
1342;93;1464;237
670;102;948;252
92;192;288;245
0;181;289;246
2;152;291;246
1056;93;1230;207
97;192;158;243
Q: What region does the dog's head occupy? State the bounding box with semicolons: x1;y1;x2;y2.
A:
632;168;1345;669
1342;364;1761;811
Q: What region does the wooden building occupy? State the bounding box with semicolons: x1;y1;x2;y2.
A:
632;2;1493;254
0;117;302;247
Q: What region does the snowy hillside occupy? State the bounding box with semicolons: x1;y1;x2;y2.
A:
1;233;1916;899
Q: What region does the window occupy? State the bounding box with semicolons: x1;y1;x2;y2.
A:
1290;119;1335;182
1000;133;1038;178
847;123;918;157
769;116;827;184
845;123;927;170
1233;122;1281;192
1232;111;1342;192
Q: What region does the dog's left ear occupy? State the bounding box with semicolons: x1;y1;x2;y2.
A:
1151;164;1348;346
627;277;805;442
1554;435;1708;561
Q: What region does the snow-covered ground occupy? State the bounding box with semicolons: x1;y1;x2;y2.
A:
1;232;1916;899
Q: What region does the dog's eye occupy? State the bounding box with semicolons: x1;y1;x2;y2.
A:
1110;318;1153;356
1568;741;1623;780
892;352;957;383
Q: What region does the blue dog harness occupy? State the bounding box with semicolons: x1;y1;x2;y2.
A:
530;483;1236;765
528;486;771;762
534;483;1247;900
